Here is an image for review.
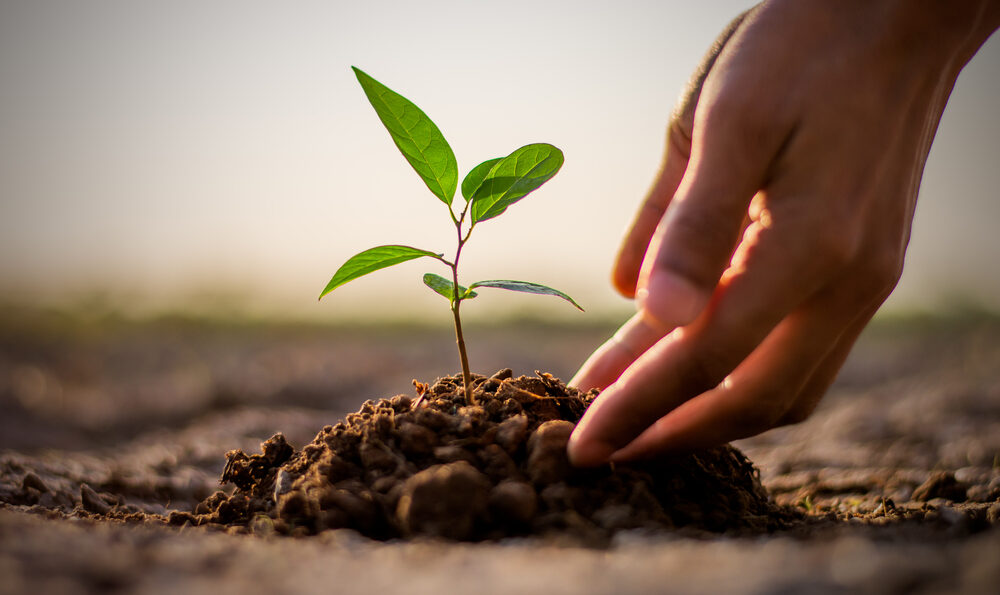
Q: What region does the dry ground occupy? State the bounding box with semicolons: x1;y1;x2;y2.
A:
1;308;998;594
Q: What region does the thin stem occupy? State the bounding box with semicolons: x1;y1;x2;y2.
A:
451;200;474;403
451;293;473;404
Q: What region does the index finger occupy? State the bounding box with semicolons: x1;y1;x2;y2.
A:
612;8;753;298
570;311;669;392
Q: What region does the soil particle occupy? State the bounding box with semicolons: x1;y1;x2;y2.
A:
80;483;112;515
21;472;48;494
397;461;492;539
526;420;574;484
912;471;968;503
988;502;1000;524
488;480;538;526
185;370;786;542
495;414;529;454
220;433;294;493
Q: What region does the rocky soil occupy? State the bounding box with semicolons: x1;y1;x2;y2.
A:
1;309;998;593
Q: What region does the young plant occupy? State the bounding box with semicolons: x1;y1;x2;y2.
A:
320;67;582;403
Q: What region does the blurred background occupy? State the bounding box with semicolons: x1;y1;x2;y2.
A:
1;0;998;323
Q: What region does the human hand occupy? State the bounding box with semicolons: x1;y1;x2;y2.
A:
568;0;1000;467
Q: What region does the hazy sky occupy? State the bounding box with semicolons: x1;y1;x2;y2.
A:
0;0;997;320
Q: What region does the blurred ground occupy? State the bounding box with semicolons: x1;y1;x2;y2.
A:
1;307;999;594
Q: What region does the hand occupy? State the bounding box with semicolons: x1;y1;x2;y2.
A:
568;0;1000;467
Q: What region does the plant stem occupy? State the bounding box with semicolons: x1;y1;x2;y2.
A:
451;296;474;404
451;207;474;404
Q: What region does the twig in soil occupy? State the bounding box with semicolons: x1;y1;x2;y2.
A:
411;380;429;409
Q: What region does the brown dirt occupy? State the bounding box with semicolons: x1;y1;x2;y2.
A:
1;310;999;593
168;370;785;542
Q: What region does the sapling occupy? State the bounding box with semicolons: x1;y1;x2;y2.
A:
320;67;582;403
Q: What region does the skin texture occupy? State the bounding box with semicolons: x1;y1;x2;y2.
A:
568;0;1000;467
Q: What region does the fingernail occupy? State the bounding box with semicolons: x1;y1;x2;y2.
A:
641;272;706;328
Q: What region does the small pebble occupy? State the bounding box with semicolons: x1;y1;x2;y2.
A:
79;483;111;515
273;469;294;500
987;502;1000;525
21;472;48;494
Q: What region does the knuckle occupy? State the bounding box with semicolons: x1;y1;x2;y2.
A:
639;198;668;221
684;345;735;395
827;239;905;307
810;225;858;272
660;206;743;285
855;248;904;298
676;207;731;248
730;391;788;435
702;91;785;153
666;119;693;160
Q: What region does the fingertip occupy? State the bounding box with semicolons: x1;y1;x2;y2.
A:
569;358;599;393
611;264;639;299
567;429;616;468
637;272;709;329
611;243;649;299
569;353;606;391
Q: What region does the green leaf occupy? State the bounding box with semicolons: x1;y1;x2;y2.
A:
353;66;458;205
471;143;563;223
468;279;583;310
461;157;502;202
320;245;442;300
422;273;477;302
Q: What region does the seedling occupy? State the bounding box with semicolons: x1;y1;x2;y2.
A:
320;67;582;403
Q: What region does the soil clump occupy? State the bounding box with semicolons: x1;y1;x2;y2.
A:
172;370;789;542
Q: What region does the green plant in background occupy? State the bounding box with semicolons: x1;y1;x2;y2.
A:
320;67;582;403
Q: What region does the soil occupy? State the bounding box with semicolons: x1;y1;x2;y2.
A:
168;370;785;542
1;309;999;593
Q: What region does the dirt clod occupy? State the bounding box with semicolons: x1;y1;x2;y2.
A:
80;484;111;515
21;472;48;494
397;461;491;540
188;371;785;542
913;471;968;503
526;420;574;484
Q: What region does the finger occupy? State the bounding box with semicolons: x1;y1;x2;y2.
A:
610;289;864;459
634;6;801;331
611;255;897;460
612;8;756;299
569;205;854;467
574;197;788;402
612;126;691;298
635;103;795;331
775;299;885;425
570;311;668;392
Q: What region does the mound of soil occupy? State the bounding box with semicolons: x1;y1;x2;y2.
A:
172;369;789;542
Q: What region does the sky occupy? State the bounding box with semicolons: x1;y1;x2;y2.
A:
0;0;998;321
